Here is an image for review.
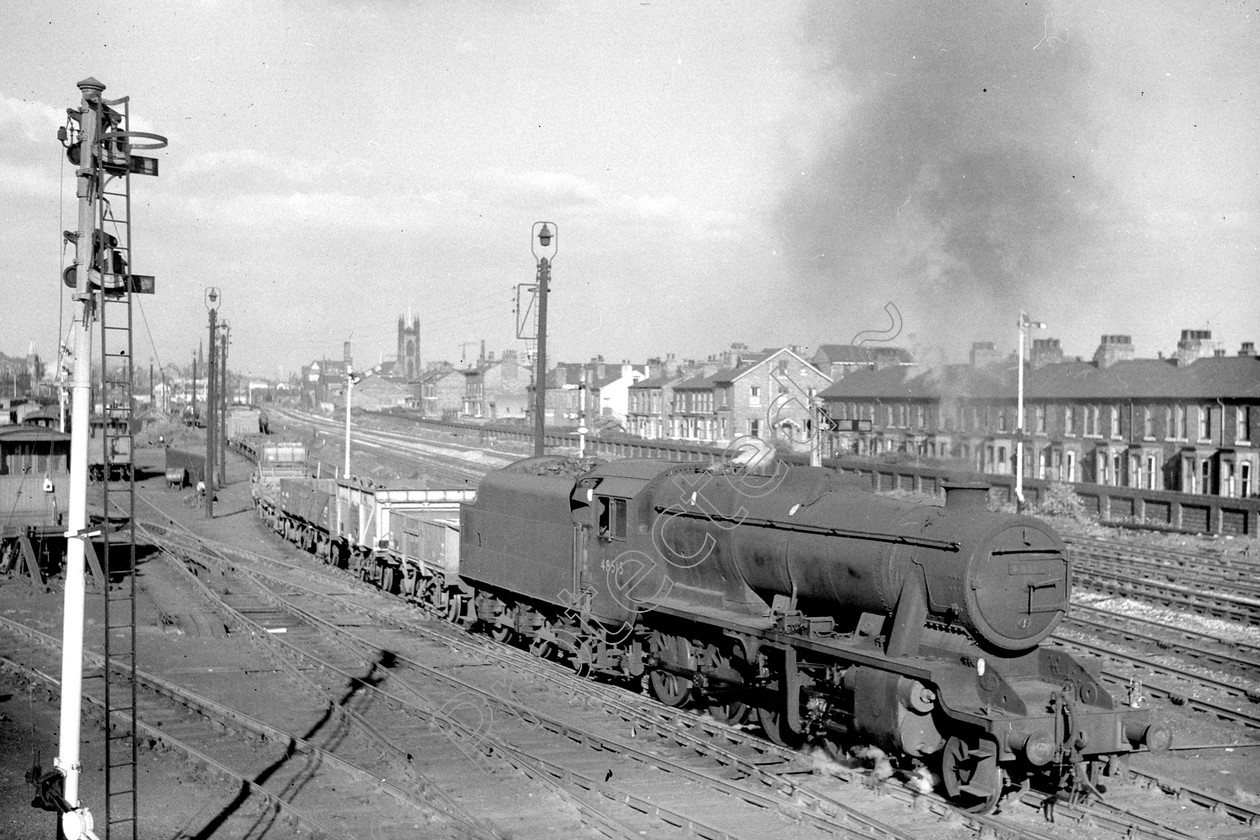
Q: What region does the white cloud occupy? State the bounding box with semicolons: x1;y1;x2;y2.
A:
0;92;64;142
186;189;438;233
178;148;334;184
478;168;603;205
0;161;60;198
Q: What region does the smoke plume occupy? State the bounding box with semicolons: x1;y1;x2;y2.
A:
778;1;1104;357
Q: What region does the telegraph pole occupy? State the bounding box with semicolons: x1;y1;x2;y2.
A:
343;341;354;478
191;349;197;421
219;321;229;486
205;288;220;516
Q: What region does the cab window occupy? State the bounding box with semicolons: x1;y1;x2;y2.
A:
597;496;628;540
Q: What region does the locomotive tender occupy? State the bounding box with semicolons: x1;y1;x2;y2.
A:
251;447;1168;811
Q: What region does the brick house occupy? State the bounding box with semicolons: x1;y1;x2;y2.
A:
418;365;465;420
820;335;1260;498
462;350;528;421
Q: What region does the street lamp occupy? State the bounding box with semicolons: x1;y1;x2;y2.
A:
1016;311;1046;510
531;222;557;457
205;287;221;519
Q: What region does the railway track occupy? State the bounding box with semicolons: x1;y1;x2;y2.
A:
1066;601;1260;679
187;418;1260;837
0;612;493;840
148;520;931;840
137;504;1251;840
1067;538;1260;608
267;408;508;486
1069;562;1259;624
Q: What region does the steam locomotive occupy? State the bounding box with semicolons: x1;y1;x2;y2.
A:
252;449;1169;812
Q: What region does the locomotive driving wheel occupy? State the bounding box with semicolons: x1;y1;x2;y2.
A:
703;643;749;725
648;630;694;707
941;735;1003;814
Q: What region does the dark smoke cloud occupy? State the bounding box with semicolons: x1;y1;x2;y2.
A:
778;0;1106;356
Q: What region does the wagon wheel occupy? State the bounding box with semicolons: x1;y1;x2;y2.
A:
704;644;749;725
489;605;516;644
421;576;442;609
647;630;694;707
941;735;1003;814
528;618;558;660
445;593;466;624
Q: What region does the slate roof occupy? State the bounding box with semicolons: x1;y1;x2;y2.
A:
629;374;683;389
819;356;1260;401
814;344;914;364
673;374;716;391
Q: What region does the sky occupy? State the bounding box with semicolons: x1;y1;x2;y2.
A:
1;1;1257;382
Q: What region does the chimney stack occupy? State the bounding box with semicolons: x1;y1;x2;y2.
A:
1176;329;1218;365
969;341;1002;369
1031;337;1064;370
1092;334;1133;369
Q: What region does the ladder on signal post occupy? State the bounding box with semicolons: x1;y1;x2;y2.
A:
95;92;148;840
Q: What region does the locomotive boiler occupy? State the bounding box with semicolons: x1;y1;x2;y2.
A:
458;456;1168;811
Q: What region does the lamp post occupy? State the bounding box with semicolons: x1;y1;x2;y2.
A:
1015;311;1046;510
205;287;220;518
531;222;556;457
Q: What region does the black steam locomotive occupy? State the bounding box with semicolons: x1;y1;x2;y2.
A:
456;456;1168;811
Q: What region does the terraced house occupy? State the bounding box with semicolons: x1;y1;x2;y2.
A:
819;333;1260;498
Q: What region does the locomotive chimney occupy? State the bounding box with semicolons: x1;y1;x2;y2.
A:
942;481;990;511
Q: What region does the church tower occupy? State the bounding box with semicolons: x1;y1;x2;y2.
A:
397;314;421;380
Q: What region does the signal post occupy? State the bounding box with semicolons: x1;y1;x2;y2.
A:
49;77;166;840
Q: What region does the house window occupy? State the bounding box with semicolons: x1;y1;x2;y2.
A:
1147;455;1159;491
997;408;1008;432
1242;462;1253;498
1142;407;1154;439
597;496;628;541
749;385;761;407
1064;406;1075;436
1201;459;1213;494
1237;406;1251;443
1035;405;1046;434
750;418;760;437
1110;406;1121;438
1084;406;1098;437
1199;406;1213;441
1065;450;1077;482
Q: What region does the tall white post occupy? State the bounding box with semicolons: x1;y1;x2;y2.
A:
1015;314;1026;509
344;342;353;479
1015;312;1045;511
58;74;105;824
